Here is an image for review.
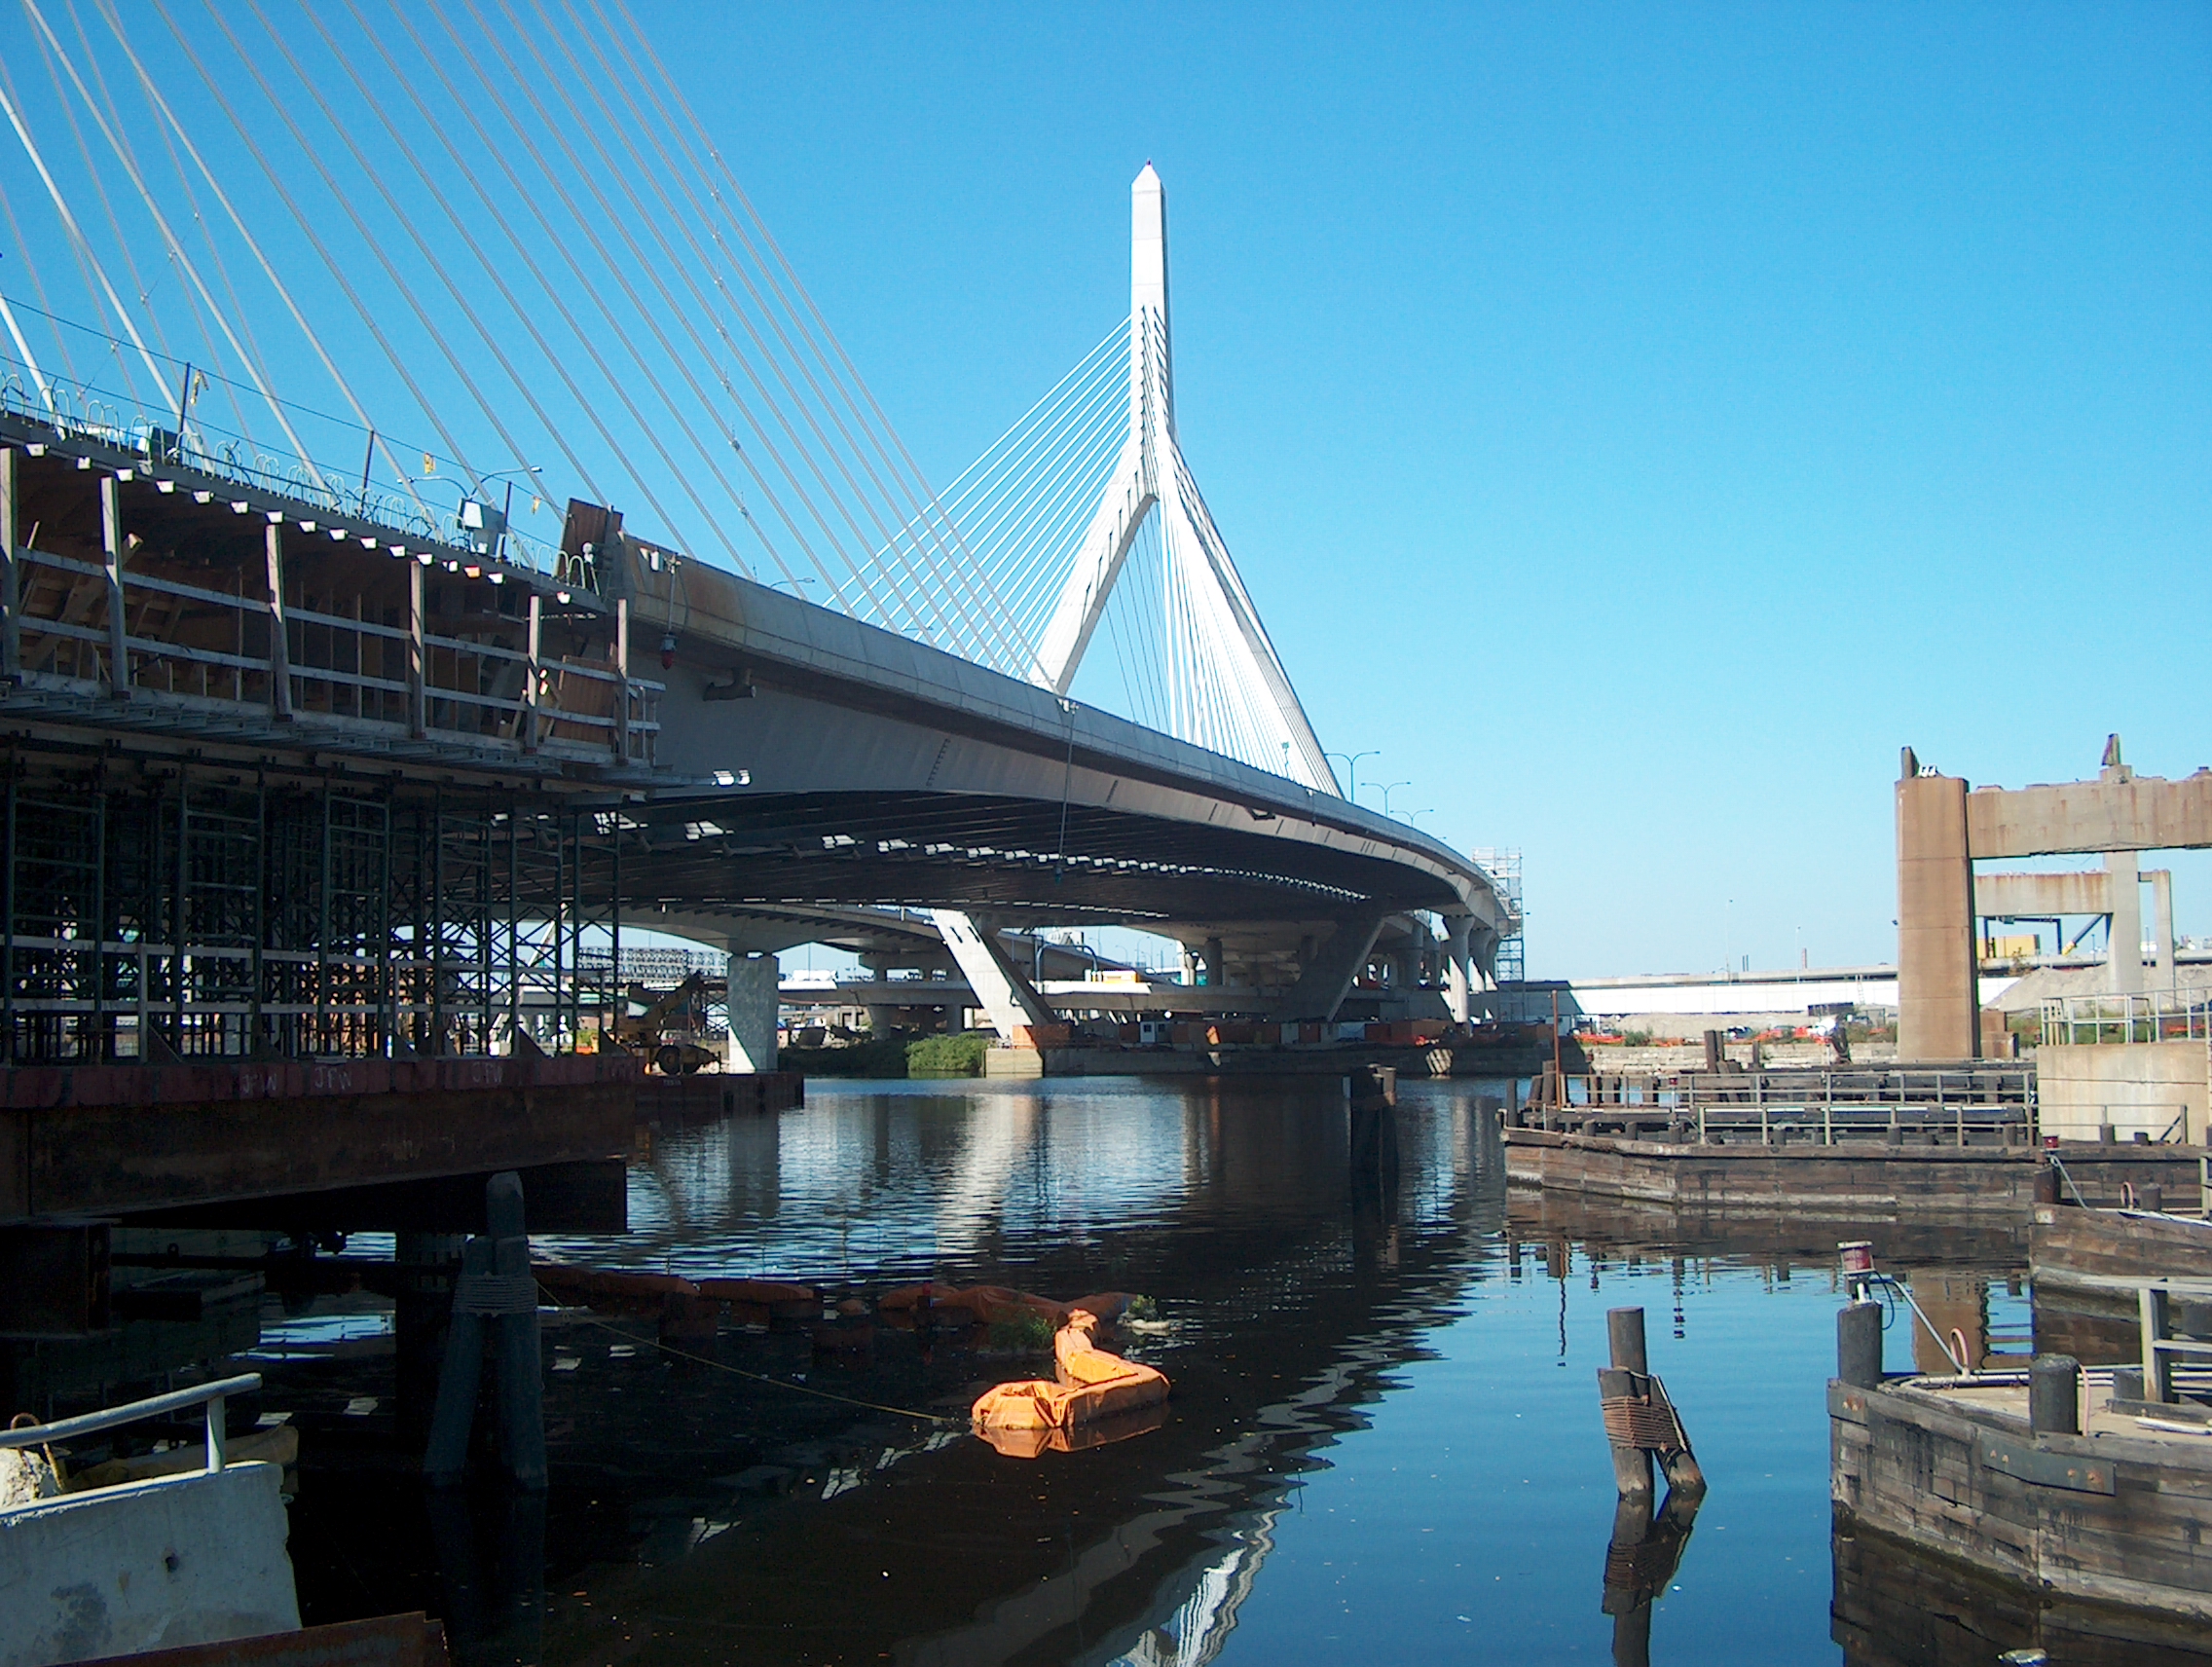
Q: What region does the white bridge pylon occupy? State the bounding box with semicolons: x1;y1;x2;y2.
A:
1030;167;1338;796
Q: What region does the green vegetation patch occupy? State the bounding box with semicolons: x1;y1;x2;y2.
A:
905;1032;990;1077
987;1311;1055;1352
779;1038;911;1078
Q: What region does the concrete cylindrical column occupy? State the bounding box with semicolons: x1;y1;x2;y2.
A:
1896;768;1978;1061
1836;1302;1883;1389
2029;1354;2081;1435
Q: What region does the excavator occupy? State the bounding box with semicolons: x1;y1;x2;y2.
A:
604;971;721;1075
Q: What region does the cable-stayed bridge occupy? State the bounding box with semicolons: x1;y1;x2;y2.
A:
0;0;1516;1086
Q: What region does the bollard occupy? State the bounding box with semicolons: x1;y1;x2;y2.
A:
2139;1182;2164;1215
2032;1165;2059;1206
1836;1302;1883;1389
2029;1354;2081;1435
2112;1366;2145;1405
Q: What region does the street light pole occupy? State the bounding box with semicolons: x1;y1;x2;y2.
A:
1323;749;1379;801
1380;781;1412;816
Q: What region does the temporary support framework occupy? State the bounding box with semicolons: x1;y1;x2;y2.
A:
0;749;622;1062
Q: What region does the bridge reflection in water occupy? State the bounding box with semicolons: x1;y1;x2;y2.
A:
276;1080;2115;1667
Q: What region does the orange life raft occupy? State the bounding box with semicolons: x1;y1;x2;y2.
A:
970;1310;1168;1457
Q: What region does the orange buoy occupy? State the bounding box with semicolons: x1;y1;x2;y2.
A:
971;1310;1168;1457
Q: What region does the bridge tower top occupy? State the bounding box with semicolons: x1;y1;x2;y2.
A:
1036;167;1337;796
1130;164;1171;437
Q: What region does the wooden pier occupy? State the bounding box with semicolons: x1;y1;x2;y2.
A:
1508;1127;2206;1215
2031;1196;2212;1290
1829;1365;2212;1631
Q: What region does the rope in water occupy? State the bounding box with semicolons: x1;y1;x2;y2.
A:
539;1283;963;1426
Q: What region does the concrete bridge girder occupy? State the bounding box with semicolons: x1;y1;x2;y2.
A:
619;541;1507;932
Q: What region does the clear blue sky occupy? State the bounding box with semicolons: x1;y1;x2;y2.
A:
5;4;2205;977
683;3;2208;976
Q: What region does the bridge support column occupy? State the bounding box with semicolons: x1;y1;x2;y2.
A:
724;952;778;1073
1472;925;1500;993
2106;849;2143;995
1270;908;1389;1023
2152;868;2176;991
1443;915;1474;1025
931;910;1054;1042
1897;762;1977;1061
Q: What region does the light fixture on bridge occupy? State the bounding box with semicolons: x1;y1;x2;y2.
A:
660;632;677;670
710;768;749;787
554;590;571;604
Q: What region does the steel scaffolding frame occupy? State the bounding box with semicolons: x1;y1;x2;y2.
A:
0;750;620;1062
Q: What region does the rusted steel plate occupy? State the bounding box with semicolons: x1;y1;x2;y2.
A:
0;1053;639;1112
67;1611;447;1667
11;1079;636;1224
1976;1431;2116;1494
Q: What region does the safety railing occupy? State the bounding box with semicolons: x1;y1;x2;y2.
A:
2;364;562;575
9;542;660;769
0;1373;261;1478
1524;1064;2036;1146
2041;992;2212;1047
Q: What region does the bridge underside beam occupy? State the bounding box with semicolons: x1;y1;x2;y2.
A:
620;790;1449;926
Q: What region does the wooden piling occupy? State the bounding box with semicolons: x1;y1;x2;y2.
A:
1347;1065;1398;1177
1603;1309;1654;1499
424;1170;546;1489
1599;1305;1705;1499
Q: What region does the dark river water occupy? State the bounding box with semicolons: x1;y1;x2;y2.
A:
272;1075;2076;1666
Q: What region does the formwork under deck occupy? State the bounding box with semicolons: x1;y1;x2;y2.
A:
0;419;660;1275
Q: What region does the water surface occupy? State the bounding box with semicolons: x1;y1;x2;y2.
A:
279;1075;2057;1665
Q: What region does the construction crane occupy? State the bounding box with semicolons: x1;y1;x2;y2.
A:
604;972;721;1076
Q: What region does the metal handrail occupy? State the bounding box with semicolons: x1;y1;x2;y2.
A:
2042;991;2212;1047
0;1372;260;1475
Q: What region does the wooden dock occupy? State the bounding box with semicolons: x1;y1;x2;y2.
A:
1832;1512;2212;1664
1830;1370;2212;1629
2031;1200;2212;1289
1506;1126;2208;1216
